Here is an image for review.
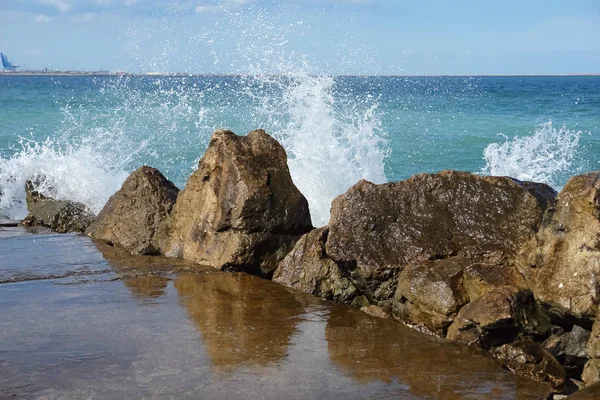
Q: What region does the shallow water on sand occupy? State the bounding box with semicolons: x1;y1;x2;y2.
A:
0;228;552;399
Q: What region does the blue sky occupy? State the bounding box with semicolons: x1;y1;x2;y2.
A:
1;0;599;74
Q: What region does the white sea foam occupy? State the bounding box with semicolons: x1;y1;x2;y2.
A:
481;121;581;188
0;134;133;219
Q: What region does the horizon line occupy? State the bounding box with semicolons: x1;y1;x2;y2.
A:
1;71;599;78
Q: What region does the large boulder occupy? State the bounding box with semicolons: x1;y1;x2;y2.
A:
21;180;95;233
325;171;556;310
157;129;312;277
517;172;600;324
273;227;359;303
85;166;179;255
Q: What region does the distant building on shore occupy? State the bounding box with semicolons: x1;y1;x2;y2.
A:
1;53;20;72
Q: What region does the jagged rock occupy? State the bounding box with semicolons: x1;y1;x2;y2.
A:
157;129;312;277
489;337;566;391
85;166;179;256
21;180;95;233
582;313;600;386
273;227;358;303
393;259;469;334
543;325;590;378
393;260;532;335
518;172;600;323
447;287;551;348
325;171;555;310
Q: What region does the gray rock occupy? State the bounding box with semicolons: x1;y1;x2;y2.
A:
22;180;95;233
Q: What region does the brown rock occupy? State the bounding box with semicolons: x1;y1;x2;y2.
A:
447;287;551;348
85;166;179;255
518;172;600;323
393;259;469;334
22;180;95;233
157;129;312;277
569;381;600;399
272;227;358;302
489;337;566;391
326;171;556;309
582;312;600;386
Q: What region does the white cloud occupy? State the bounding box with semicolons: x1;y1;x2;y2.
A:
34;14;52;23
40;0;72;13
72;12;97;23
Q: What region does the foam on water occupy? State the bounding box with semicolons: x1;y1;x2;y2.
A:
0;132;137;219
481;121;581;188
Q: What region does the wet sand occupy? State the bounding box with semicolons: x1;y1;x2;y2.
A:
0;227;553;399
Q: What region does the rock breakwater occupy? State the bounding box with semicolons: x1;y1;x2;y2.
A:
19;129;600;397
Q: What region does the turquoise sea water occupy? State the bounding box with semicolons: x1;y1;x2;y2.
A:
1;75;599;226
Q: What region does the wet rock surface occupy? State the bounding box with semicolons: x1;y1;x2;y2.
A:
273;227;359;303
22;180;95;233
325;171;556;309
157;129;312;277
447;287;551;349
518;172;600;323
489;337;566;391
85;166;179;255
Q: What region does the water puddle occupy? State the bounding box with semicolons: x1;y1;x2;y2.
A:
0;228;552;399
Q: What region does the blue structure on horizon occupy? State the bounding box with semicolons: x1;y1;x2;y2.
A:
1;53;20;72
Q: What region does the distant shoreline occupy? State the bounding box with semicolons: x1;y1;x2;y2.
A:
1;71;599;77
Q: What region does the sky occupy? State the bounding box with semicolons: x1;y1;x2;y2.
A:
0;0;599;75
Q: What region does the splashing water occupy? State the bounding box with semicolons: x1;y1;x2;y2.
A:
481;121;581;188
246;72;387;226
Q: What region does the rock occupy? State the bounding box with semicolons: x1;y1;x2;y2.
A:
157;130;312;277
21;180;95;233
85;166;179;256
447;287;551;348
393;259;469;334
489;337;566;391
568;382;600;399
518;172;600;323
543;325;590;378
326;171;556;310
272;227;359;303
582;313;600;386
582;360;600;386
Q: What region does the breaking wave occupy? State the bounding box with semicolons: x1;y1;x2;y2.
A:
481;121;582;189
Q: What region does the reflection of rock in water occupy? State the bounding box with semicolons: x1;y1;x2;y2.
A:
122;275;170;298
94;240;214;275
175;273;304;371
325;305;552;400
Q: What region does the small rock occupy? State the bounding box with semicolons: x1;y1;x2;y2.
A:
85;166;179;256
489;336;566;391
273;227;359;303
22;180;95;233
447;287;551;348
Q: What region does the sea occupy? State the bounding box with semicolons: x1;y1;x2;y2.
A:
1;74;598;227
